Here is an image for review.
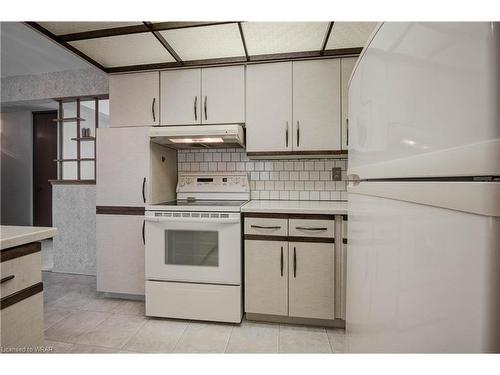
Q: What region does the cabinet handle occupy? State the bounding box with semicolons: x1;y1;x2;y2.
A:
346;118;349;146
280;246;284;277
142;220;145;245
296;121;300;147
250;225;281;230
151;98;156;122
285;121;289;148
142;177;146;203
295;226;328;231
0;275;15;284
194;96;198;121
293;247;297;278
204;96;208;120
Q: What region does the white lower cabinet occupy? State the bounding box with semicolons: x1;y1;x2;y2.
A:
288;242;335;320
244;240;288;316
96;214;145;296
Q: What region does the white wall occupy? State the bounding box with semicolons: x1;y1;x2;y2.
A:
0;111;33;225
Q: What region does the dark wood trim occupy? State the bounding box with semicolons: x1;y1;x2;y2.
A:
288;213;336;220
96;206;145;215
144;22;183;63
58;22;238;42
288;236;335;244
53;158;95;162
320;22;334;56
49;179;96;185
247;150;348;157
322;47;363;57
24;22;107;72
243;212;289;219
237;22;249;61
54;94;109;102
342;238;348;244
1;242;41;262
0;282;43;310
244;234;288;242
52;117;85;123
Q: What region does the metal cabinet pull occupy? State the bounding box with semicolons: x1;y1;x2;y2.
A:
142;177;146;203
296;120;300;147
280;246;284;277
250;225;281;230
295;226;328;231
194;96;198;121
293;247;297;278
285;121;289;148
142;220;145;245
0;275;15;284
346;118;349;146
151;98;156;122
204;96;208;120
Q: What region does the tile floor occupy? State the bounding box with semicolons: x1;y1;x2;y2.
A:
42;271;346;353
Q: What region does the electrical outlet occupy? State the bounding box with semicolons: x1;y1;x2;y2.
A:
332;167;342;181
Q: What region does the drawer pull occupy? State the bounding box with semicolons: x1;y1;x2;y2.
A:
295;226;328;231
1;275;15;284
250;225;281;230
293;247;297;278
280;246;283;277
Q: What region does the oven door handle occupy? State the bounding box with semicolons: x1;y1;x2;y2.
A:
144;216;240;224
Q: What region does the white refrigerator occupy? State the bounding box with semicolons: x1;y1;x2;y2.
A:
346;22;500;353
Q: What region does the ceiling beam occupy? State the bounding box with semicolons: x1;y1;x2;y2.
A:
24;22;108;73
58;21;238;42
143;22;183;64
107;48;362;74
320;22;334;56
237;22;249;61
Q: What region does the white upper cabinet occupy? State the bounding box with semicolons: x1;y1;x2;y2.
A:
109;72;159;127
246;62;293;153
160;69;201;126
160;66;245;126
201;65;245;124
292;59;341;151
341;57;357;150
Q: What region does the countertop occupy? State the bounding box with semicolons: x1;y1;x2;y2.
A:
0;225;57;250
241;200;348;215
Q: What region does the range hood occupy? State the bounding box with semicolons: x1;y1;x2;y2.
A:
149;124;245;149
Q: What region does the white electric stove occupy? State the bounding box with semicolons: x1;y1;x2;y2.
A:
144;172;249;323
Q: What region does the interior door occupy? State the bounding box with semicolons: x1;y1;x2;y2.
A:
292;59;341;151
288;241;335;319
33;111;57;227
246;62;293;153
96;127;150;207
160;69;201;125
109;72;159;127
201;66;245;124
244;240;288;316
341;57;357;150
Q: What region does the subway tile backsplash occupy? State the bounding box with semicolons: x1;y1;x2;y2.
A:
177;148;348;201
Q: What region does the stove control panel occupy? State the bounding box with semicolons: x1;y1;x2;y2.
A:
177;172;249;193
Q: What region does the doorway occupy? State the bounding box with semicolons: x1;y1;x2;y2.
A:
33;111;57;227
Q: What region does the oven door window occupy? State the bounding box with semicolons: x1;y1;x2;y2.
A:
165;230;219;267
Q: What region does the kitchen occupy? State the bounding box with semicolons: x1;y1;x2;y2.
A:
1;6;499;374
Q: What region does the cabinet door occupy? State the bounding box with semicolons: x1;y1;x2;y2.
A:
244;240;288;316
201;66;245;124
109;72;159;127
160;69;201;125
96;214;145;295
288;242;335;319
246;62;293;152
96;127;150;207
341;57;357;150
292;59;341;151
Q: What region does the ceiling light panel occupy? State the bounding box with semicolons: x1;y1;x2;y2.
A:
326;22;379;49
159;23;245;61
242;22;329;55
37;22;142;35
69;33;175;67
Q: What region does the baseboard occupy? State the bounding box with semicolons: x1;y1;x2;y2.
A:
246;312;345;328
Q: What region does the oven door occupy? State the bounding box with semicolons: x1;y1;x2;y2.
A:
145;212;241;285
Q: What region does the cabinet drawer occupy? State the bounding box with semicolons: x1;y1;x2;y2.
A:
289;218;335;238
244;218;288;236
0;291;44;348
1;251;42;299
